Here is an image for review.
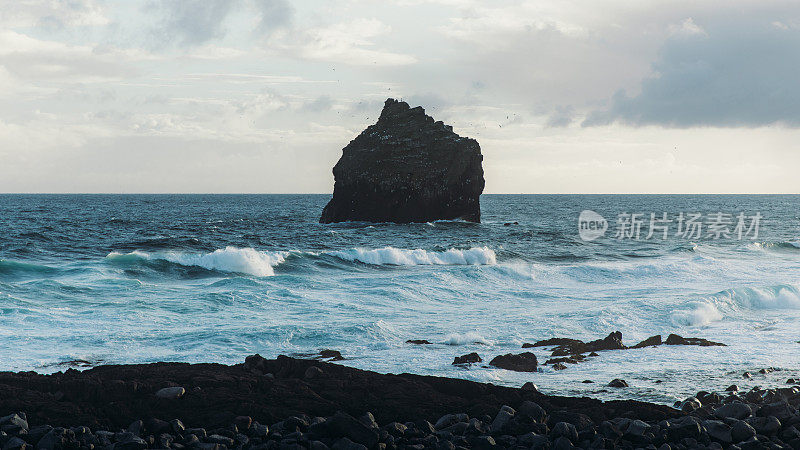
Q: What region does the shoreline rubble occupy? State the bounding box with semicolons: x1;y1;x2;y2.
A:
1;355;799;449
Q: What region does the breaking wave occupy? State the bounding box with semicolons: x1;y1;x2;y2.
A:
329;246;496;266
106;246;497;277
106;247;288;277
671;284;800;326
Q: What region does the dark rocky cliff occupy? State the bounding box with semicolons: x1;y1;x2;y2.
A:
320;99;484;223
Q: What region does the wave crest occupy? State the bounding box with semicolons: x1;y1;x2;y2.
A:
329;246;496;266
107;247;287;277
671;284;800;327
715;284;800;310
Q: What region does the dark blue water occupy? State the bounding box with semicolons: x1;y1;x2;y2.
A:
1;194;799;404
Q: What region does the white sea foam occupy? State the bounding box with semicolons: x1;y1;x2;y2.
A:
670;301;724;327
107;247;288;277
444;331;493;346
329;246;496;266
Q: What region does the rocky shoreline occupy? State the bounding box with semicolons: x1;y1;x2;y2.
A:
1;355;799;449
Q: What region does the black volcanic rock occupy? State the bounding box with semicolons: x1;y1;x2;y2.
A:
320;99;485;223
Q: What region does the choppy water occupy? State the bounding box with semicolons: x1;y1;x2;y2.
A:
1;194;799;405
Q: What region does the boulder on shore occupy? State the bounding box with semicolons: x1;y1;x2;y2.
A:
320;99;485;224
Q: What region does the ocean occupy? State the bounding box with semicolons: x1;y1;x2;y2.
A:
1;194;798;405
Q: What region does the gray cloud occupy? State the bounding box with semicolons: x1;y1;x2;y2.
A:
145;0;292;48
584;18;800;128
147;0;238;47
546;106;575;127
253;0;293;34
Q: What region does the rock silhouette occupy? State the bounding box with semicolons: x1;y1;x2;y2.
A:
320;99;484;223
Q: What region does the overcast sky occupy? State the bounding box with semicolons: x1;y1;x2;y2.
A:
1;0;799;193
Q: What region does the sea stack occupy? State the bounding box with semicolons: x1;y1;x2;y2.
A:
320;99;484;223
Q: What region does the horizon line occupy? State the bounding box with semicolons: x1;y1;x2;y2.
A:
1;192;799;195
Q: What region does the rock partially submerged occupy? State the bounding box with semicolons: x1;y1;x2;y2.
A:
291;349;345;361
489;352;538;372
664;334;726;347
320;99;485;223
549;331;626;356
531;332;727;369
452;353;482;365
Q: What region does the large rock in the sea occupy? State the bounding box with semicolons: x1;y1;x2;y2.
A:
320;99;485;223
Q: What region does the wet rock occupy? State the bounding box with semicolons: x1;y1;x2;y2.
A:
406;340;432;345
490;406;515;434
726;384;739;392
743;371;753;379
696;391;722;406
730;420;756;443
170;419;185;434
551;422;578;443
714;402;752;420
35;429;65;450
664;334;725;346
581;380;593;384
738;435;763;450
319;350;345;361
434;414;468;430
207;434;235;447
545;354;586;365
679;397;702;412
747;416;781;435
488;352;538;372
26;425;52;444
331;437;367;450
251;423;268;438
469;435;496;449
0;414;28;433
155;386;185;400
518;401;546;423
531;338;584;348
327;412;379;447
632;335;663;348
320;98;484;224
383;421;407;436
185;428;207;439
115;433;147;450
309;441;329;450
758;401;797;421
552;436;574;449
666;417;702;441
552;363;567;371
3;437;27;450
521;382;540;393
625;419;649;438
550;331;626;356
703;420;732;444
461;417;485;436
608;379;628;388
452;353;481;365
